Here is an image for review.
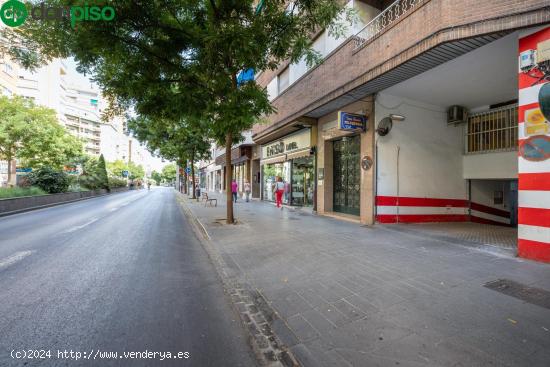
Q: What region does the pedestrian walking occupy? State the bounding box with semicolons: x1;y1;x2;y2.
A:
231;179;238;203
244;180;251;202
273;176;285;209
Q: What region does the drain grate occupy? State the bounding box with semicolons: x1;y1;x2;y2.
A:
484;279;550;310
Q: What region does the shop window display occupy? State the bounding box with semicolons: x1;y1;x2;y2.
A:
262;162;290;203
291;157;314;206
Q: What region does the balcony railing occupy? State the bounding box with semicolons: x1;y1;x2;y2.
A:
465;105;518;154
354;0;420;50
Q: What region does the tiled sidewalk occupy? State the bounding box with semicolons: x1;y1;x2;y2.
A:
182;191;550;367
386;222;518;250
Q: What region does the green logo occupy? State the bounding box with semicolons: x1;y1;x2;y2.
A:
0;0;28;27
0;1;115;29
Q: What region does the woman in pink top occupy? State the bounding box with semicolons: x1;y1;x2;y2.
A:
231;179;238;203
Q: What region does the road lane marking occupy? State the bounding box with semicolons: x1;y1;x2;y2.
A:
0;251;34;270
62;217;99;233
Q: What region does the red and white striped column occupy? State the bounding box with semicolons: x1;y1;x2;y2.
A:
518;27;550;263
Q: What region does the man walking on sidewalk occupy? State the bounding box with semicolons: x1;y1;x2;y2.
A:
231;179;238;203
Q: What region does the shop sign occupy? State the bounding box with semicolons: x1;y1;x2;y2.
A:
338;111;367;132
262;129;311;158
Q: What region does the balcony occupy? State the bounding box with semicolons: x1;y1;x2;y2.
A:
254;0;549;141
354;0;421;51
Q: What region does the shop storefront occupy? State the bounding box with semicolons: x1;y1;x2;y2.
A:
260;129;315;206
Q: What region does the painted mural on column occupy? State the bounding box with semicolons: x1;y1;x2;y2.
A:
518;26;550;262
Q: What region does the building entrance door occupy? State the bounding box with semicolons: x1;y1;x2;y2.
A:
333;135;361;215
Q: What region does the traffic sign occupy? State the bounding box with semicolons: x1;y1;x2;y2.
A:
185;167;191;174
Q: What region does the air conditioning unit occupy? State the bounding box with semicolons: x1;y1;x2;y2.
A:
447;105;467;125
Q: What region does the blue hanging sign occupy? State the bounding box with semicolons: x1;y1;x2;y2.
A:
237;68;255;86
338;111;367;132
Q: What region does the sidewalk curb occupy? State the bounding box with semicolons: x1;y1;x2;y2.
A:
175;191;300;367
0;190;129;218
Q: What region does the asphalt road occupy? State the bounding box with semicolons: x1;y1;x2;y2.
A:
0;187;256;367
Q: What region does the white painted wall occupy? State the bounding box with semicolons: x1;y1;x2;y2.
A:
463;151;517;179
267;78;277;101
375;93;466;200
470;180;512;224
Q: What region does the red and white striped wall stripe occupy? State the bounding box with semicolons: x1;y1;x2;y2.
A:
375;196;510;226
517;27;550;263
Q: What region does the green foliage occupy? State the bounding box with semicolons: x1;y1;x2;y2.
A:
107;159;145;180
0;186;47;199
151;170;163;184
0;96;84;175
96;154;109;190
127;162;145;180
28;166;70;194
108;176;128;188
12;0;349;222
79;155;110;190
128;116;209;172
161;164;177;183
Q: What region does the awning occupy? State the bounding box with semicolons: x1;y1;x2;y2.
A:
260;155;287;165
286;148;311;161
231;155;249;165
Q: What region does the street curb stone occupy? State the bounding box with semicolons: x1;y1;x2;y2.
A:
0;189;129;218
175;191;300;367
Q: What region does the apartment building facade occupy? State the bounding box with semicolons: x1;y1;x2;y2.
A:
252;0;550;262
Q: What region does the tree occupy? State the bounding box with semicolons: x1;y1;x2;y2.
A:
96;154;109;191
106;159;128;178
151;171;162;185
79;155;110;191
129;116;210;198
0;96;84;184
106;159;145;181
12;1;351;223
127;162;145;181
162;164;177;184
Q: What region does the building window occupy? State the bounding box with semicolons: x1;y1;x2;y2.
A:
277;66;290;94
2;63;14;75
466;104;518;154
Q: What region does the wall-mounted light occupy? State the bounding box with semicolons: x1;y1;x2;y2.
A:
389;114;405;122
376;114;406;136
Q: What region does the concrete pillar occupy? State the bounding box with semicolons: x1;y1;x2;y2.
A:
360;118;376;225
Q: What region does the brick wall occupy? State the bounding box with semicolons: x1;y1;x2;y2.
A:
254;0;550;138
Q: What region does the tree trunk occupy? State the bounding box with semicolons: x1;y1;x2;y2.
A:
225;132;234;224
183;164;188;194
191;155;196;199
6;158;12;187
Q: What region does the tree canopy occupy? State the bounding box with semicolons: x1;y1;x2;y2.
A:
107;159;145;180
9;0;352;222
0;96;84;183
129;116;210;197
162;163;177;183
